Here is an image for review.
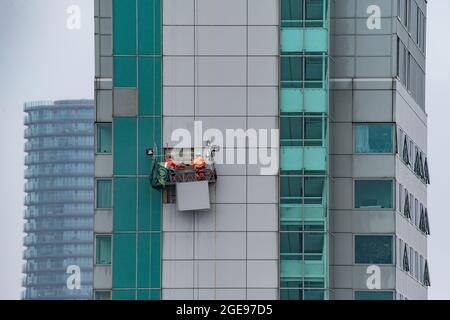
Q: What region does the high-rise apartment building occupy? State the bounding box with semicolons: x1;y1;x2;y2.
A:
22;100;94;300
93;0;430;300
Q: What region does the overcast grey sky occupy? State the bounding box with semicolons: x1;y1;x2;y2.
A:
0;0;448;300
0;0;94;299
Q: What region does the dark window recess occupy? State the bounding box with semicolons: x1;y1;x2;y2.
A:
163;186;176;204
424;158;430;184
419;154;425;180
402;244;410;272
414;150;420;175
404;193;411;219
423;261;431;287
419;207;430;235
402;137;410;165
424;208;430;235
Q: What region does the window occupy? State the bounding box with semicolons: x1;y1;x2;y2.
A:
281;176;326;204
424;158;430;184
281;56;303;85
305;0;325;25
305;57;323;81
355;235;393;264
402;136;410;165
397;38;408;86
424;209;430;235
419;207;430;235
418;10;426;52
96;123;112;153
95;290;111;300
409;0;418;42
402;244;410;272
96;180;112;209
424;260;430;286
281;233;303;256
281;0;327;27
95;235;112;265
354;124;393;153
398;0;408;26
280;55;326;88
403;192;411;219
281;0;303;26
398;238;403;266
354;180;393;209
355;291;394;300
280;116;326;147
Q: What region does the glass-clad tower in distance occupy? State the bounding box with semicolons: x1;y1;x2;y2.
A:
22;100;95;300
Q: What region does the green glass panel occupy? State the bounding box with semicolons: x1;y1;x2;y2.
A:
280;176;302;202
355;124;393;153
280;0;329;301
96;235;112;264
304;177;325;204
355;235;393;264
305;117;323;140
280;88;303;113
281;147;303;171
137;233;160;288
138;57;161;115
114;57;137;87
113;178;137;231
113;234;137;288
138;178;161;231
138;117;161;175
304;28;328;51
280;117;303;145
113;0;136;55
112;290;136;300
304;233;324;254
281;0;303;24
281;28;303;53
114;117;137;175
138;0;161;54
305;57;323;81
306;0;325;21
281;56;303;86
280;205;302;227
96;180;112;209
355;180;393;209
354;291;394;300
304;89;327;112
281;28;327;53
137;290;160;300
95;291;111;300
281;233;303;254
304;260;325;278
304;147;326;171
97;123;112;153
304;290;326;300
280;259;302;278
303;206;326;228
280;289;303;300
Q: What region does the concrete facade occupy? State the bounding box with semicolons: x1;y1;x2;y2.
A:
329;0;429;300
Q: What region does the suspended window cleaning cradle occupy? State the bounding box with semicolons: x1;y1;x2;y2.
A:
149;145;218;189
147;143;219;212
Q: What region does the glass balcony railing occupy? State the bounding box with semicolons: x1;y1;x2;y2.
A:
281;27;328;52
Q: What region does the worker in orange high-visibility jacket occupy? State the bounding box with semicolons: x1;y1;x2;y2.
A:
164;156;178;168
192;153;206;179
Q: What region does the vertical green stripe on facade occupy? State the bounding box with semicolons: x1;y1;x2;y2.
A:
279;0;329;300
112;0;162;300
